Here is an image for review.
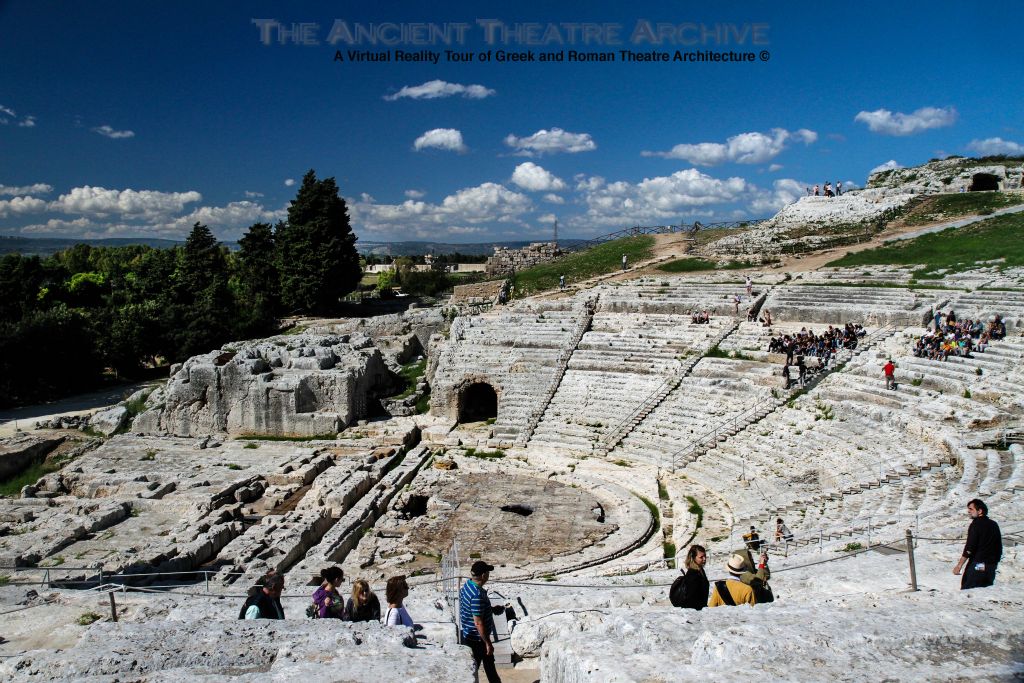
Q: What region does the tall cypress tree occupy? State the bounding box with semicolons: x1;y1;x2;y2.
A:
277;170;360;314
235;221;280;334
170;222;234;358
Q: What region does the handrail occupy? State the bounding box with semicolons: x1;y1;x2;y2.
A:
602;320;740;447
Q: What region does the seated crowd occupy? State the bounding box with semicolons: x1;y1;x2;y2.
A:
240;567;416;628
768;323;866;365
914;311;1006;361
691;309;712;324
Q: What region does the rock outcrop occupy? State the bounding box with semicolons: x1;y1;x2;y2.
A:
134;334;396;437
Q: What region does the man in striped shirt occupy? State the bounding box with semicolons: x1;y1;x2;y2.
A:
459;560;502;683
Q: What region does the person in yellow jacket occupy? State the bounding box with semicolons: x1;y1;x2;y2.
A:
708;554;758;607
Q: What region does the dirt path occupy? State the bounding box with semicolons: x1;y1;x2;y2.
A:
0;380;161;437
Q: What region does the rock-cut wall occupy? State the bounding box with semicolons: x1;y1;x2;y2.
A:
134;334;394;437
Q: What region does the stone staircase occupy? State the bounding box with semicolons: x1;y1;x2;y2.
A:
594;320;740;458
514;296;598;446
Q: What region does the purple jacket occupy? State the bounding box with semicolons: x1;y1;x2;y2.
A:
312;586;346;619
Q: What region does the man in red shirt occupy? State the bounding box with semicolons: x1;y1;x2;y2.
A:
883;359;896;390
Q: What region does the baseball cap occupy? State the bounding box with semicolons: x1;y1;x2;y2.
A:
470;560;495;576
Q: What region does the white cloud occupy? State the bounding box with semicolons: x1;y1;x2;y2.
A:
350;181;532;238
446;226;485;235
383;80;495;101
0;196;48;218
19;217;96;235
768;164;784;172
161;201;287;237
413;128;467;153
869;160;903;174
244;190;264;198
0;183;53;196
48;186;202;220
19;200;286;239
510;162;566;192
966;137;1024;156
642;128;817;166
537;213;558;225
504;128;596;156
0;105;36;128
543;193;565;204
575;175;605;191
284;178;296;187
748;178;806;214
91;125;135;139
569;168;749;229
854;106;958;136
404;189;425;199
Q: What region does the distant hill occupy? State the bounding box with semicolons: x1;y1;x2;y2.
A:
1;235;590;258
357;239;587;257
0;235;185;257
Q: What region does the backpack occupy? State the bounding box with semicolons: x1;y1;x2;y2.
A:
669;574;688;607
752;579;775;604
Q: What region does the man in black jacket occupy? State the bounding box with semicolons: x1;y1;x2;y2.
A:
953;499;1002;589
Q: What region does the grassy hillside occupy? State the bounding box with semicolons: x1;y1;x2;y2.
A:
827;210;1024;276
895;192;1023;227
511;235;655;296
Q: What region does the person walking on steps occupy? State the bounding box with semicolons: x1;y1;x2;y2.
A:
953;499;1002;589
460;560;503;683
622;253;628;271
883;359;896;390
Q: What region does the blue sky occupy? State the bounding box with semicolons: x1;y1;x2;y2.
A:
1;1;1022;243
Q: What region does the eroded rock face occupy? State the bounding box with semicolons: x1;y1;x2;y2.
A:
134;334;395;437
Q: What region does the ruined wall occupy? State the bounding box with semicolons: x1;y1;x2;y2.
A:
486;242;561;276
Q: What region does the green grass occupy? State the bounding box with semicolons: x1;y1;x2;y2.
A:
663;541;677;568
243;442;259;449
0;461;60;496
637;494;660;534
657;257;717;272
77;612;102;626
839;542;864;552
415;392;431;414
237;433;337;441
391;359;427;400
827;211;1024;275
463;448;505;459
897;192;1024;226
685;496;704;527
657;480;669;501
511;235;655;296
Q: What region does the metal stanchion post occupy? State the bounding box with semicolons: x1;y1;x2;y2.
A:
109;591;118;622
906;529;918;591
205;571;210;594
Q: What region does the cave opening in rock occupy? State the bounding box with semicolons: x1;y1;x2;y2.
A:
458;382;498;423
404;494;429;518
969;173;999;192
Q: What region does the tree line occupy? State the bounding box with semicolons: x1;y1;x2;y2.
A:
0;170;361;408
